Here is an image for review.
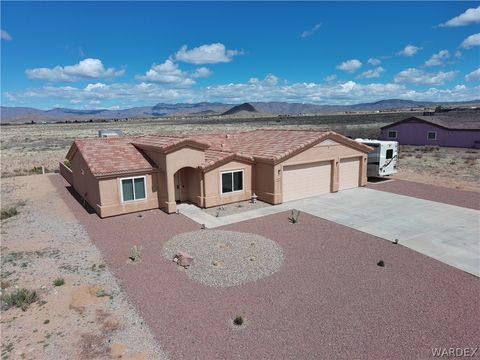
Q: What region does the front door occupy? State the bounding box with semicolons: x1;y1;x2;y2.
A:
174;172;181;202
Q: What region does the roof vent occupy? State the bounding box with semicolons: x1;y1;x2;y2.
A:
98;129;124;138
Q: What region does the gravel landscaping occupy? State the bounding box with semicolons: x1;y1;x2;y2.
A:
202;199;271;217
52;174;480;360
162;230;283;287
367;178;480;210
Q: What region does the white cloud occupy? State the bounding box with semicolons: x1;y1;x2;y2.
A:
1;29;12;41
440;6;480;27
192;67;212;78
324;74;337;82
248;74;279;86
174;43;242;64
367;58;381;66
336;59;362;73
465;68;480;82
455;50;463;58
5;78;479;108
424;50;450;67
25;58;124;82
394;68;458;86
460;33;480;49
301;23;322;38
358;67;385;79
135;59;195;87
397;44;422;57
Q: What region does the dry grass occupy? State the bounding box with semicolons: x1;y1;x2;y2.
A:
0;113;411;177
396;145;479;191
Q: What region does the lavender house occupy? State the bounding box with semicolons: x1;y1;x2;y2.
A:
381;115;480;148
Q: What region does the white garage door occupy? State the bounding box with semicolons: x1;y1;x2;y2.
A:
339;158;360;191
283;161;332;202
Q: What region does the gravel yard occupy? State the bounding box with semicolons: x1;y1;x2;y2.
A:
0;175;167;359
367;178;480;210
51;174;480;360
202;200;271;217
162;230;283;287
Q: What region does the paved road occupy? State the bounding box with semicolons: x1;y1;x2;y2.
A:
178;188;479;276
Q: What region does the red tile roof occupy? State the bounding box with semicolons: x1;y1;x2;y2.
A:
67;137;155;177
67;129;371;177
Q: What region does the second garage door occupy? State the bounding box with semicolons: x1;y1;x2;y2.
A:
283;161;332;202
339;157;360;191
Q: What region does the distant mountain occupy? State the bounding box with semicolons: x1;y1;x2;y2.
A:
1;99;479;123
222;103;258;115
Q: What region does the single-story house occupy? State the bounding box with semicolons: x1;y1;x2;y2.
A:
61;129;373;218
381;115;480;148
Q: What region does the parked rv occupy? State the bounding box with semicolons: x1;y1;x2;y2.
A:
355;139;398;177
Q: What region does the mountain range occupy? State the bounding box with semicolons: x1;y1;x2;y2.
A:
1;99;479;123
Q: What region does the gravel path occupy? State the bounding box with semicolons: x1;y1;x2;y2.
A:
52;174;480;360
367;178;480;210
162;230;283;287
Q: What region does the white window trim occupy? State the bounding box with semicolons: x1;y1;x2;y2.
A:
220;169;245;195
387;130;398;139
427;131;437;141
120;175;147;203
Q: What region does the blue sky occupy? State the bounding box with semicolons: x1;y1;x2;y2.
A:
1;1;479;109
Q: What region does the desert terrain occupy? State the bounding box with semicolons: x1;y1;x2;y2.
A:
1;114;478;359
1;112;478;191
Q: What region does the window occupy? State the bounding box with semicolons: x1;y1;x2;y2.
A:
221;170;244;194
427;131;437;140
388;130;397;139
121;176;146;202
386;149;393;159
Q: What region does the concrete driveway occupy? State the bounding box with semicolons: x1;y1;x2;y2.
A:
288;188;479;277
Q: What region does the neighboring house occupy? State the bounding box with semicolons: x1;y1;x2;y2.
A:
62;129;373;218
381;115;480;148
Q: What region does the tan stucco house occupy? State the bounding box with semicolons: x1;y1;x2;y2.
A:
61;129;373;218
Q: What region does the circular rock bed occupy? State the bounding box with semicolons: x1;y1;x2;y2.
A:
162;230;284;288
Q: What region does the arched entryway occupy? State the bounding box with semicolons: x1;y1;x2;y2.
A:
173;167;201;205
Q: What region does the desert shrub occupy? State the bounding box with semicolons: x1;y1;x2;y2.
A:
1;207;18;220
289;209;301;224
233;316;244;326
377;260;385;267
95;289;110;298
129;245;142;262
415;154;423;159
425;146;439;152
53;278;65;287
30;166;44;174
1;288;39;311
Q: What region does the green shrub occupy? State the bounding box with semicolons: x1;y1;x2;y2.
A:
289;209;301;224
233;316;244;326
129;245;142;262
1;288;39;311
53;278;65;287
1;207;18;221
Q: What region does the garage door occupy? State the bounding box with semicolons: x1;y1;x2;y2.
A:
339;157;360;191
283;161;332;202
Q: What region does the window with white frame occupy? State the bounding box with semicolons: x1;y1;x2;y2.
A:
427;131;437;140
221;170;244;194
121;176;146;202
388;130;397;139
